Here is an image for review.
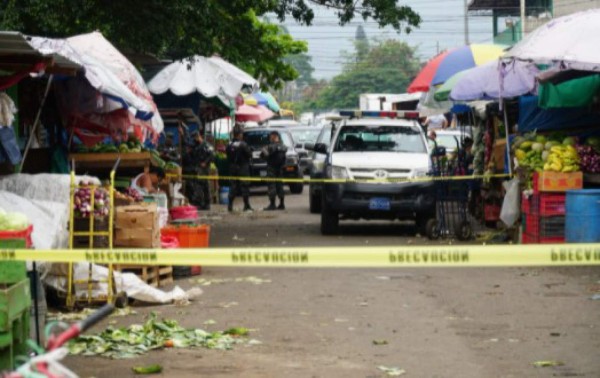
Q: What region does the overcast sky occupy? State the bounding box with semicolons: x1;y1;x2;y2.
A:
279;0;495;79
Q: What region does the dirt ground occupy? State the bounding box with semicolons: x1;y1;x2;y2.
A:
65;188;600;378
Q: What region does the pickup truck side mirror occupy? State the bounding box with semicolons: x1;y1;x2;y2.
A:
313;143;328;154
304;143;315;151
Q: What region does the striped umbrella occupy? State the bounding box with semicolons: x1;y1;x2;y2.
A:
408;44;506;94
243;92;280;113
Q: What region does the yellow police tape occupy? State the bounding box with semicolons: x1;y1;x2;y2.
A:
1;245;599;267
166;173;511;184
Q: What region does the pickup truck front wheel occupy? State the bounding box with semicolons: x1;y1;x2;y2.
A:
320;195;339;235
309;189;321;213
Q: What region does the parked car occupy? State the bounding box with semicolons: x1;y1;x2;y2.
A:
429;127;474;156
242;128;304;194
314;111;435;235
288;126;323;174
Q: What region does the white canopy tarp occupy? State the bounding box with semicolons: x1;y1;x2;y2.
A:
147;55;259;107
29;32;163;134
504;9;600;72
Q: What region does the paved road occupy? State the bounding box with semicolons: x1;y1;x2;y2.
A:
68;188;600;377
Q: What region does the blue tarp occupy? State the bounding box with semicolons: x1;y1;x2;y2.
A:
518;95;600;133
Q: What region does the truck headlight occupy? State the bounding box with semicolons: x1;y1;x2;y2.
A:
412;168;429;178
326;165;349;179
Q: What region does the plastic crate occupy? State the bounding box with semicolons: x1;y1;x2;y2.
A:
161;225;210;277
484;204;501;221
522;233;565;244
522;193;566;216
524;214;565;238
0;225;33;249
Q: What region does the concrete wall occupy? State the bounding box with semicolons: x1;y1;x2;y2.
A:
553;0;600;17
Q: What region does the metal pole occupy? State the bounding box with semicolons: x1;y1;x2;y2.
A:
20;75;54;172
464;0;470;45
520;0;526;38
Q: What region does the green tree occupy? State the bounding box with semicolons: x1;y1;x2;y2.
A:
0;1;421;89
305;40;420;110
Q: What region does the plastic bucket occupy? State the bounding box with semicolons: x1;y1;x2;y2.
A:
219;187;230;205
565;189;600;242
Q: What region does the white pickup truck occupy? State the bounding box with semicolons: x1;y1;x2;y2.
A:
312;111;435;235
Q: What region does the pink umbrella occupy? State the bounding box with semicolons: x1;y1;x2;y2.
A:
235;104;275;122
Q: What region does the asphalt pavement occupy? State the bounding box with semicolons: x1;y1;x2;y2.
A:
67;187;600;377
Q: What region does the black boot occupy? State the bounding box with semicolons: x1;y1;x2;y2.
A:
227;197;234;212
264;197;277;211
277;197;285;210
243;196;253;212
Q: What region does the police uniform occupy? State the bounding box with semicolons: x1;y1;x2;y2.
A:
183;132;214;210
261;141;287;210
226;137;252;211
159;132;180;163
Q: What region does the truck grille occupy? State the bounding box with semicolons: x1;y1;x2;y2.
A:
349;168;411;179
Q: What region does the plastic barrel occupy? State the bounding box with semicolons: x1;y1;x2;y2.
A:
566;189;600;242
219;187;230;205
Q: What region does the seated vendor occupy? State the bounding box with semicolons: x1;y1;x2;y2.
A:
131;166;165;195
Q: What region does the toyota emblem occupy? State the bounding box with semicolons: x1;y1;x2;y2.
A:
374;169;388;179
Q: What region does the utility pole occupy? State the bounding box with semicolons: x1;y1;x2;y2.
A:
520;0;526;38
464;0;470;45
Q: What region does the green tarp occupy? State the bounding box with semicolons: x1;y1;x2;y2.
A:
538;74;600;109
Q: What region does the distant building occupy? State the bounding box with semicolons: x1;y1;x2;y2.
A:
469;0;600;45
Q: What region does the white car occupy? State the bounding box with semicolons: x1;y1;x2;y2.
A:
313;111;436;235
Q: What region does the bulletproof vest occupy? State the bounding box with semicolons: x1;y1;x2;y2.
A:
269;143;287;168
227;141;246;165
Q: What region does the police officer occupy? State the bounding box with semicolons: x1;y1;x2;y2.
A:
261;131;287;211
226;128;253;212
159;132;180;163
183;130;214;210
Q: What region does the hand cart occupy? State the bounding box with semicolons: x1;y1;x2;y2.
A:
64;159;126;309
426;139;473;241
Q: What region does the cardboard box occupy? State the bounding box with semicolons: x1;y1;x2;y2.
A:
533;171;583;193
115;203;159;248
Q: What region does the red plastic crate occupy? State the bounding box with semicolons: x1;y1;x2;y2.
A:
522;232;565;244
484;204;501;221
524;213;565;238
522;193;566;216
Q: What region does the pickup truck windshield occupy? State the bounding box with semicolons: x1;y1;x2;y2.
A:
334;125;426;153
244;131;294;149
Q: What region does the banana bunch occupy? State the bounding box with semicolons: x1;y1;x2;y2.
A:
543;145;580;172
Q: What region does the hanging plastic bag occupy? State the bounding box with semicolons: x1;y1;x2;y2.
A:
500;177;520;226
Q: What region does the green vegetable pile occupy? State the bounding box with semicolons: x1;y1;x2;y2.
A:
0;208;29;231
68;313;251;359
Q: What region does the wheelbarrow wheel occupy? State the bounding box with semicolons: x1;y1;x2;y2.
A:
426;219;440;240
455;221;473;241
114;291;128;309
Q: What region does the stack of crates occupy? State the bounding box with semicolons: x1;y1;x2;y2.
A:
521;193;566;244
0;226;32;370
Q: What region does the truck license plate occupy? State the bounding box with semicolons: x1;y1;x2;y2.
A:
369;197;390;211
260;170;267;177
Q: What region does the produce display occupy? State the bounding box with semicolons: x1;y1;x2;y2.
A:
74;184;110;218
0;208;30;231
124;187;144;202
576;137;600;173
114;187;143;203
513;133;580;173
75;135;144;154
